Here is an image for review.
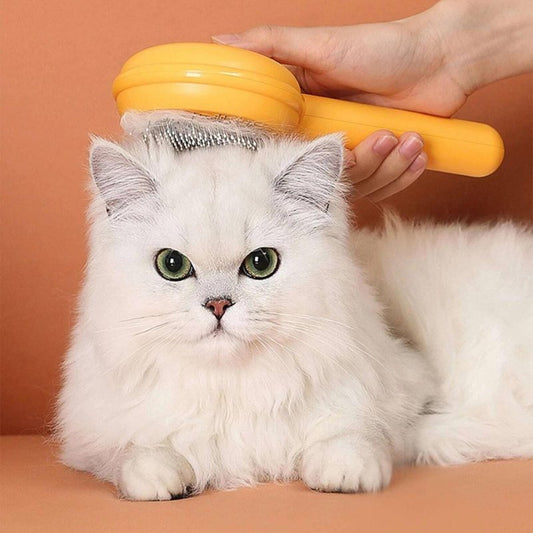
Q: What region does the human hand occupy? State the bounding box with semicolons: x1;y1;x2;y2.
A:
212;15;467;117
214;0;533;199
214;0;532;115
213;14;449;199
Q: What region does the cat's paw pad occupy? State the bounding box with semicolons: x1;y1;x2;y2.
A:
301;439;392;493
118;446;195;501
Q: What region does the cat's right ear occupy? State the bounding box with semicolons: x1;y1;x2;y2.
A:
89;137;156;217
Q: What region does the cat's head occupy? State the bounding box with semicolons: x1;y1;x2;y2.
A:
87;112;350;363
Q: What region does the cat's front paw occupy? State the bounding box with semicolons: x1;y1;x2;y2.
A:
301;438;392;493
117;445;196;501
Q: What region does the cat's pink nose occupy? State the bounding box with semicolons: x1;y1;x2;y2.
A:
204;298;233;319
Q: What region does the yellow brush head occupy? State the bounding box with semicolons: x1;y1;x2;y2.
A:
113;42;304;130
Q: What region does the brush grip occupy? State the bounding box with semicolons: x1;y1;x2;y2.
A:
301;95;504;177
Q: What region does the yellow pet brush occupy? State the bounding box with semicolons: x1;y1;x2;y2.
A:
112;43;504;177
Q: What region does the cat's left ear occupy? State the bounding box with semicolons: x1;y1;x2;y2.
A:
274;133;344;219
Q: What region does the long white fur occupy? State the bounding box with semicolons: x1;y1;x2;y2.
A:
54;111;533;500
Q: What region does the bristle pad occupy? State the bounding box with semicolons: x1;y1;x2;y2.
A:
142;119;261;152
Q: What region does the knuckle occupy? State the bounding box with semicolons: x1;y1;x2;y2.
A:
349;161;373;183
395;170;420;191
253;24;278;41
246;24;284;56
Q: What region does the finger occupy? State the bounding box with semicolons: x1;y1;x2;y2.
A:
366;152;427;202
348;130;399;183
354;132;424;196
212;26;333;69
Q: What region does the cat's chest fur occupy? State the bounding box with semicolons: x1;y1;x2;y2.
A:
102;345;312;484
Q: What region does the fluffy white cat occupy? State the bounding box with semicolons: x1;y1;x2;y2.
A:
54;111;533;500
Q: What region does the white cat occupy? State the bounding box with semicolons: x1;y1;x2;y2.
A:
54;111;533;500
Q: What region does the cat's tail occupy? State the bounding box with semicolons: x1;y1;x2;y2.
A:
414;410;533;465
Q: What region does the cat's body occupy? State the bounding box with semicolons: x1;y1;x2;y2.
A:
354;220;533;464
55;112;533;500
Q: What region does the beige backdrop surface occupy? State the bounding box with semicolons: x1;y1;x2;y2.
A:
1;0;532;434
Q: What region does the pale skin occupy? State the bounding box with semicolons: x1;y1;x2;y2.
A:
213;0;533;201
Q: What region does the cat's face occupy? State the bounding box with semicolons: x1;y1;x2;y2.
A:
89;116;347;362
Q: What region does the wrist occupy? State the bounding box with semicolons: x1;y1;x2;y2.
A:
421;0;533;94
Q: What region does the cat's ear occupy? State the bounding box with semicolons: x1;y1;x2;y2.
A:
274;133;344;223
89;136;156;217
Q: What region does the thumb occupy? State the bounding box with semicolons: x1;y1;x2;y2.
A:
212;25;333;70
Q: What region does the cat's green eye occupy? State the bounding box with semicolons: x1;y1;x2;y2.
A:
241;248;280;280
155;249;194;281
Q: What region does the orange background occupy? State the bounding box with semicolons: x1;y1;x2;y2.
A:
1;0;532;435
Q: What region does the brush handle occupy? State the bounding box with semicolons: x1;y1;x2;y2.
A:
301;95;504;177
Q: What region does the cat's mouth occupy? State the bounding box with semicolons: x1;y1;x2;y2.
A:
212;324;224;336
203;322;233;340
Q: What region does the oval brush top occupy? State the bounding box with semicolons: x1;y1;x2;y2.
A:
113;42;304;130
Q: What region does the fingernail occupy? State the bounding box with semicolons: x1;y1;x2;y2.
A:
211;34;241;45
399;135;424;159
373;135;398;156
409;153;427;173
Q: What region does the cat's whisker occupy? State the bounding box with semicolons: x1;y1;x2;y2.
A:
94;313;182;335
272;327;382;402
93;310;195;339
119;310;179;323
94;323;166;336
255;337;294;377
257;337;318;415
267;311;363;333
278;312;383;362
97;319;185;380
276;319;385;374
265;314;385;370
132;321;173;337
261;323;355;379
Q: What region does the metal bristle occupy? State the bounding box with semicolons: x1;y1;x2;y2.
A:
142;119;261;153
